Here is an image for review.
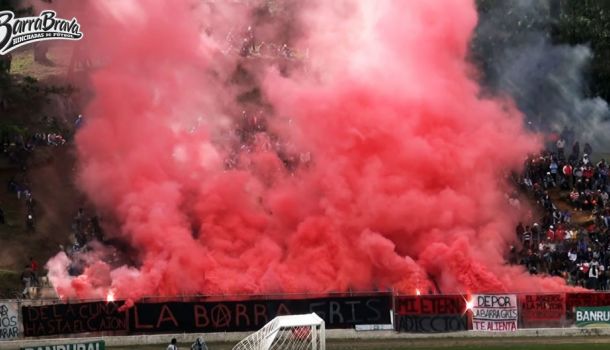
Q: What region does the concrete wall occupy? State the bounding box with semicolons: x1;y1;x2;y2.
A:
3;328;610;350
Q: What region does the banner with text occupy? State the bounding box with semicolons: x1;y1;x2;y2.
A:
0;301;20;340
520;294;564;327
129;294;392;334
22;301;128;337
472;294;518;332
394;295;467;333
395;314;468;333
575;307;610;328
395;295;465;315
22;340;105;350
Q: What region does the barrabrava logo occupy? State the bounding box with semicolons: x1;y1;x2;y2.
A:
0;10;83;55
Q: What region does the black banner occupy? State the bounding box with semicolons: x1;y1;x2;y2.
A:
22;301;128;337
395;314;467;333
129;294;391;334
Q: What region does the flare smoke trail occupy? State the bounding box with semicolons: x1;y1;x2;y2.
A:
47;0;572;300
472;0;610;149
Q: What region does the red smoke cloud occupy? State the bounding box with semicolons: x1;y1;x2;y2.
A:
47;0;573;300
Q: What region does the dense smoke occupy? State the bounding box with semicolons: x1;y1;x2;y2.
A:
47;0;573;300
471;0;610;149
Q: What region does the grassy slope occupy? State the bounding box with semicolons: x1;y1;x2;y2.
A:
0;147;81;296
10;46;74;79
0;45;82;296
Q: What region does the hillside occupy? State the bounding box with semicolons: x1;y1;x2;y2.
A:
0;44;88;298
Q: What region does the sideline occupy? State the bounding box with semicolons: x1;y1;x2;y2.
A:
2;328;610;350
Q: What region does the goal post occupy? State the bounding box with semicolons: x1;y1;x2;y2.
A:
232;313;325;350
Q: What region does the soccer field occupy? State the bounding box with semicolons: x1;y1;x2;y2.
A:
388;345;610;350
108;344;610;350
107;337;610;350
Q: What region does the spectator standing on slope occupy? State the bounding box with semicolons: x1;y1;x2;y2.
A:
563;163;573;189
584;142;593;157
30;257;39;286
556;138;566;158
572;141;580;162
20;264;34;298
589;258;600;290
522;226;532;248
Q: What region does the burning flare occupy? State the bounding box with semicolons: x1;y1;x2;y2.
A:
106;290;115;303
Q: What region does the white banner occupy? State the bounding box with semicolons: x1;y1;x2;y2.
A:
0;301;20;340
471;294;518;332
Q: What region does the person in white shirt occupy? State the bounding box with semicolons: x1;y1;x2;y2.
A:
556;138;566;156
589;258;600;290
568;249;577;263
167;338;178;350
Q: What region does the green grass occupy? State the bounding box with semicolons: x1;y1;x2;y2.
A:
107;345;610;350
106;339;610;350
404;345;610;350
10;46;73;79
329;340;610;350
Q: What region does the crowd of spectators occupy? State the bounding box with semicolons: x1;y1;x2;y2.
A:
70;208;103;249
516;136;610;290
60;207;106;277
234;27;300;60
222;109;311;173
212;0;304;61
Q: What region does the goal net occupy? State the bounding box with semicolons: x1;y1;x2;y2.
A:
232;313;325;350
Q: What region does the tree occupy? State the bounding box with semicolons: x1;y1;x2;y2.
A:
552;0;610;101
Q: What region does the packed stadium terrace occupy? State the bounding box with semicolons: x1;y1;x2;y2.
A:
517;137;610;290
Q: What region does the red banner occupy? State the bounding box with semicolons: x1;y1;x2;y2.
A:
520;294;564;321
566;292;610;319
395;295;465;315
